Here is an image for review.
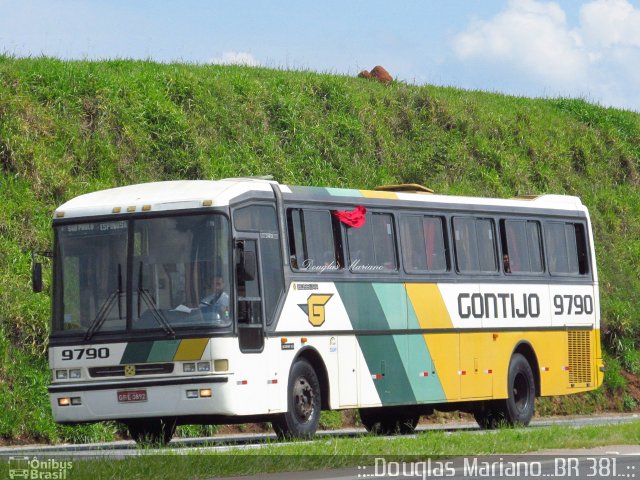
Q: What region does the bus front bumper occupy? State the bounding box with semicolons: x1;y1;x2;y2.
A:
48;375;232;423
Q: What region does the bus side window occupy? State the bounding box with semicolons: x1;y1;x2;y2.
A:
476;219;497;272
287;209;343;271
401;215;447;273
545;221;589;275
401;215;427;271
526;221;544;273
233;205;283;325
500;220;544;274
453;217;477;273
453;217;497;274
346;212;397;272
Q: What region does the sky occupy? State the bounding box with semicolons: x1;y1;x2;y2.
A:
1;0;640;111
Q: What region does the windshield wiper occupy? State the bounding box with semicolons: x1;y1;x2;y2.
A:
84;264;123;341
137;262;175;336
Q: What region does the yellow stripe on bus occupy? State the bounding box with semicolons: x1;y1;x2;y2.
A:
359;190;398;199
405;283;452;329
173;338;209;361
406;283;459;400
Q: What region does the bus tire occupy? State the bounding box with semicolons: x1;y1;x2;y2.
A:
272;359;321;439
127;418;176;446
504;353;535;426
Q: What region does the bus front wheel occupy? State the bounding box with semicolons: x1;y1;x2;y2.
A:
272;359;321;439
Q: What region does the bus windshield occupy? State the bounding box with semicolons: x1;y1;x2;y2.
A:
53;213;231;336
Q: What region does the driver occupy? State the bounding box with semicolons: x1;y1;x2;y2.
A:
200;275;230;324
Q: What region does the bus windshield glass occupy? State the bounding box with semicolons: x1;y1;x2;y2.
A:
53;214;231;336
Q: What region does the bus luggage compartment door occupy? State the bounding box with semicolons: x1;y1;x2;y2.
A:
337;336;358;407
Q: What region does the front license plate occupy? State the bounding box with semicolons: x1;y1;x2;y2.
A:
117;389;148;403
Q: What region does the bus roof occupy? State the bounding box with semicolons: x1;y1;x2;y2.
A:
53;178;586;219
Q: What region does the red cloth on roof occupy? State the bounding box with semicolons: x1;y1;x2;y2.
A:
333;205;367;228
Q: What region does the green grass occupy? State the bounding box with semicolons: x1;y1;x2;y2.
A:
1;55;640;441
2;422;639;480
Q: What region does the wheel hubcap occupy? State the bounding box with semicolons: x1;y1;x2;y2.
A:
293;376;314;422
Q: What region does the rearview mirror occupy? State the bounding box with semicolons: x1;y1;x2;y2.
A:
32;261;43;293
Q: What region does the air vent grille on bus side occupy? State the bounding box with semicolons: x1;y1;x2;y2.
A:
89;363;174;378
568;331;592;386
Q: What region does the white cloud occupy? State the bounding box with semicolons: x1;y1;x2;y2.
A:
453;0;587;85
580;0;640;48
209;51;259;67
452;0;640;110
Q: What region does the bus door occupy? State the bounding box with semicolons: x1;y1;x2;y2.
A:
235;237;265;352
235;236;279;412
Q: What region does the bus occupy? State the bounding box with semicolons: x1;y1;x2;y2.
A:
35;178;603;443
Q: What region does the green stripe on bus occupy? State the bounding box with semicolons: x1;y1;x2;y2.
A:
287;186;331;197
356;335;417;405
407;301;447;402
374;283;446;403
336;283;388;330
372;284;407;329
326;188;363;197
147;339;181;363
288;186;363;198
120;341;154;364
336;283;416;405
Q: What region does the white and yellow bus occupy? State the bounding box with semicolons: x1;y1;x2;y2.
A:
37;178;603;443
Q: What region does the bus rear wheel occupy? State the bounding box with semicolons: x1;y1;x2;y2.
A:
359;407;420;435
474;354;535;429
272;359;321;439
127;418;176;446
504;353;535;426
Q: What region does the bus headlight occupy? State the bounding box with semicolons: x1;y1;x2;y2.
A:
56;370;68;380
69;369;81;379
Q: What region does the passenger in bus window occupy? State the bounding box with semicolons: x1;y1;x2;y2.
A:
200;275;230;325
503;254;511;273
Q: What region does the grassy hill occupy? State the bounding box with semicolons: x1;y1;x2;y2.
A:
1;55;640;442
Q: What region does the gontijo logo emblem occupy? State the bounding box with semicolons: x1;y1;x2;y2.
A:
298;294;333;327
